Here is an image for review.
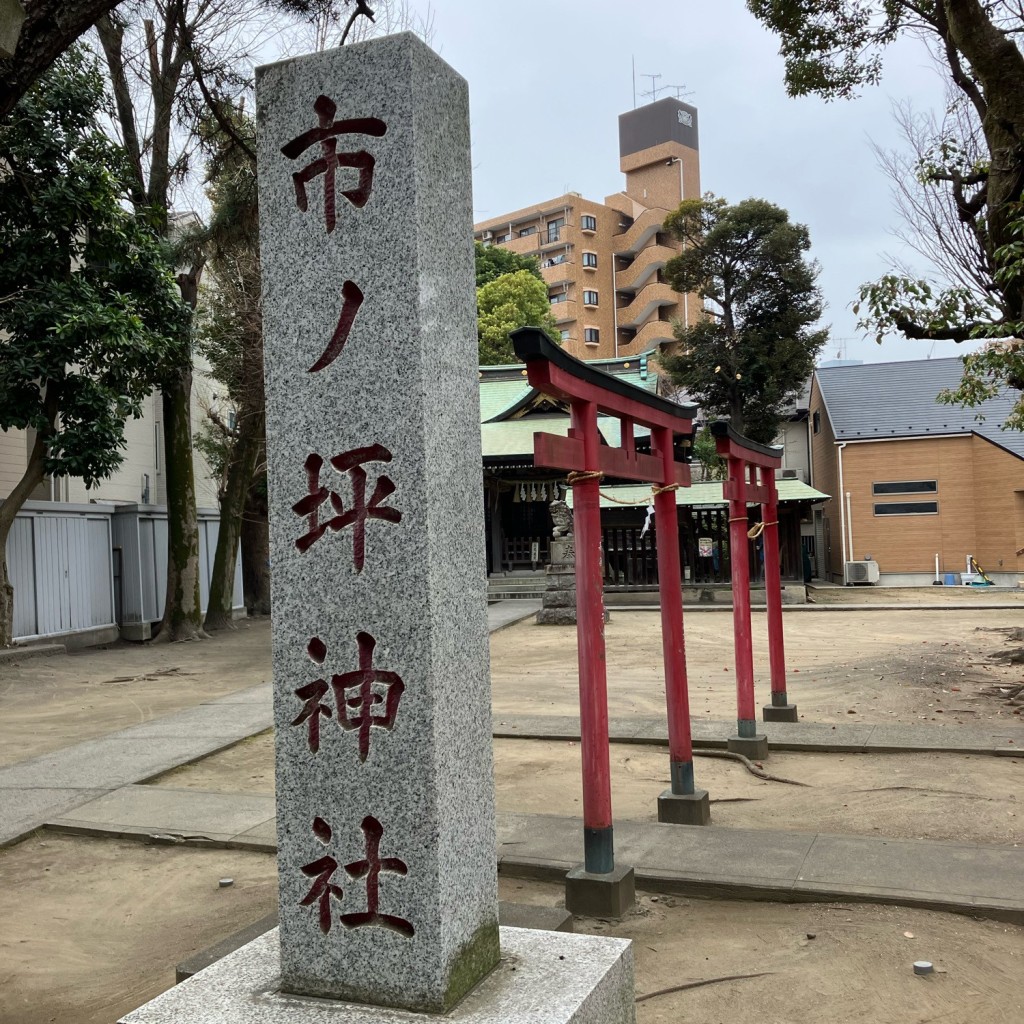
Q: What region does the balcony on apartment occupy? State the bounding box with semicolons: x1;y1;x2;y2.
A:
549;298;577;324
619;318;677;352
540;253;574;288
612;207;669;256
616;282;678;328
615;244;677;292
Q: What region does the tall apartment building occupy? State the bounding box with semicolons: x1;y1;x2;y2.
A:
473;97;700;362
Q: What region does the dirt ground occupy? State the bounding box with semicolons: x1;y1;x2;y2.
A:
0;831;1021;1024
154;731;1024;846
0;617;270;767
490;609;1024;728
3;602;1024;1022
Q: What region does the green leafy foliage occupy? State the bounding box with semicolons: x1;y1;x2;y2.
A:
659;194;827;445
0;46;189;486
474;241;544;288
476;268;559;365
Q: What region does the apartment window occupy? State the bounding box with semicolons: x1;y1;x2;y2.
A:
560;329;571;341
581;214;597;232
812;410;821;434
546;217;564;243
550;291;568;304
518;225;536;237
495;233;510;244
582;251;598;268
874;501;939;516
584;328;600;344
872;480;938;495
583;290;599;306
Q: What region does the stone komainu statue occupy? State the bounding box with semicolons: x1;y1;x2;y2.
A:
550;499;573;539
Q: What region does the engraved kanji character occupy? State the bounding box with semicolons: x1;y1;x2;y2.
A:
281;95;387;232
331;632;404;762
340;816;413;937
299;816;345;934
291;637;332;753
308;279;364;373
290;444;401;571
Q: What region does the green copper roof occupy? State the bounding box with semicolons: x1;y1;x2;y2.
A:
479;359;659;424
565;479;829;509
481;414;641;459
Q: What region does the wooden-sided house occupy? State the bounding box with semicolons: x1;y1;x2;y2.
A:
810;357;1024;586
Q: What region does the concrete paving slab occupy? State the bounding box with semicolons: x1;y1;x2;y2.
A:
0;735;255;790
200;683;273;706
42;790;1024;924
0;787;107;847
864;722;1016;754
48;785;276;845
120;702;272;740
797;833;1024;905
487;600;542;633
493;713;1017;758
233;818;278;851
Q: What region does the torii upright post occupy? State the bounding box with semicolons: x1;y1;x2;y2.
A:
761;478;799;722
512;327;705;918
712;421;783;761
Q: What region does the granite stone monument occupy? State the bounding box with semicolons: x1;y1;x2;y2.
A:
119;32;634;1024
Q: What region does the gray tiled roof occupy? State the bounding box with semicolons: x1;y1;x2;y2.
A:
815;357;1024;459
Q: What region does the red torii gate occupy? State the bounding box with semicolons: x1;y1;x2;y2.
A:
711;421;798;763
512;328;711;914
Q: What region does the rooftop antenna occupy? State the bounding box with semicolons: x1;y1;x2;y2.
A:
640;72;663;103
632;55;636;108
665;84;693;100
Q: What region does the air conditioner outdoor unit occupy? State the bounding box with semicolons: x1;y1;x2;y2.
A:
780;468;798;479
482;230;494;240
845;560;880;585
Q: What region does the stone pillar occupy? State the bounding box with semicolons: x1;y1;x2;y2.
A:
537;534;578;624
256;33;498;1013
118;32;635;1024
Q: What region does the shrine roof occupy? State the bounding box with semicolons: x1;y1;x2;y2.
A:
479;356;660;424
565;479;830;509
480;414;644;459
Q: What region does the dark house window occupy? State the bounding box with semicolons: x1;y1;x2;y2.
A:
583;290;599;306
872;480;938;495
874;501;939;516
582;252;598;268
812;410;821;434
584;328;600;343
581;214;597;232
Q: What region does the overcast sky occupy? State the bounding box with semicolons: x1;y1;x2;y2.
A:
382;0;976;366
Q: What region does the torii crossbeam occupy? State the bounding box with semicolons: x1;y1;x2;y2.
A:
512;328;711;912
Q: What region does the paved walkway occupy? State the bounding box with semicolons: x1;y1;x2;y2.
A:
43;787;1024;924
3;597;1023;924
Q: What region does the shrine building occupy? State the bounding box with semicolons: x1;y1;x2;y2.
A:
479;357;828;593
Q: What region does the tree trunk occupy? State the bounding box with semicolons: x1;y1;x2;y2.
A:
155;368;206;642
0;412;52;646
0;0;123;118
204;414;263;630
241;472;271;616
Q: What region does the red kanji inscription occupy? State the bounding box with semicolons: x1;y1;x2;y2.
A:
308;279;364;373
331;632;404;762
281;95;387;232
291;445;401;570
299;816;344;934
340;816;413;937
291;637;333;753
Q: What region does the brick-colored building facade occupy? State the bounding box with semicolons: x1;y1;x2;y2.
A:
809;359;1024;586
473;98;700;362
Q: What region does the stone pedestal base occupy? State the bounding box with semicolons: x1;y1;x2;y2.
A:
120;927;635;1024
565;864;635;920
727;734;770;760
657;788;711;826
762;703;799;723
